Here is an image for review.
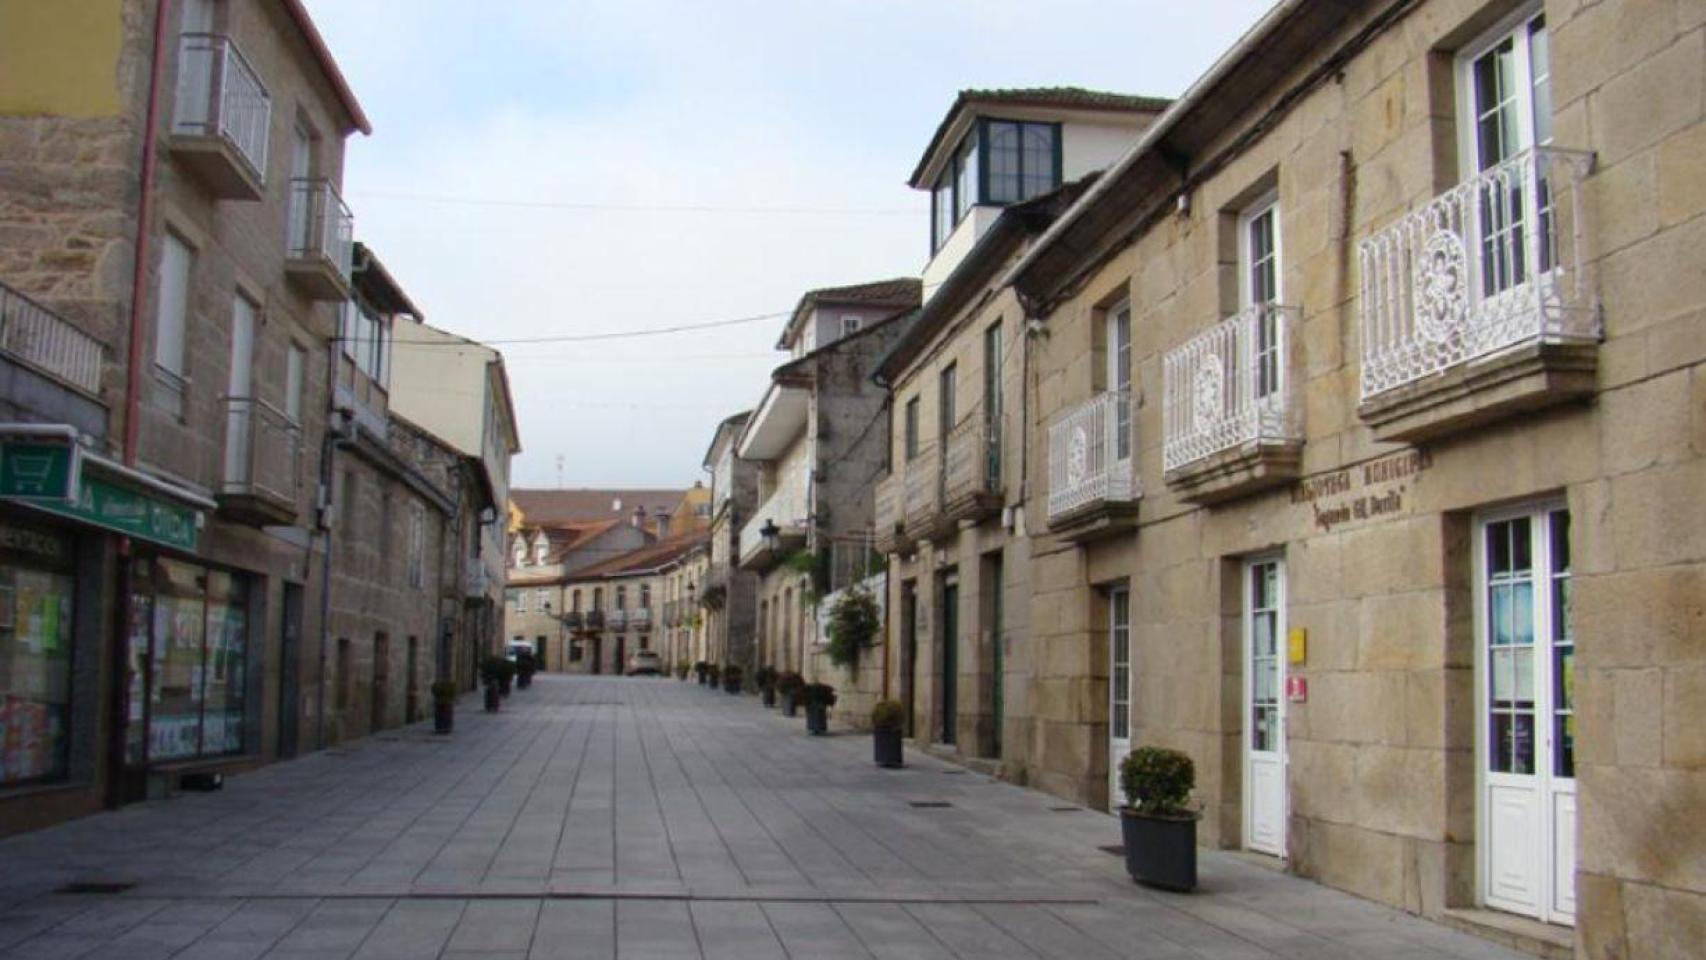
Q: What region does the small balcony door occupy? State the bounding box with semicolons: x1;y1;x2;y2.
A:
1476;504;1575;925
1244;557;1287;857
1107;585;1132;809
222;294;256;485
1458;7;1554;302
1239;194;1283;406
1107;303;1132;462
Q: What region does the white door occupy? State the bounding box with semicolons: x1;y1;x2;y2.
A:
222;295;256;486
1108;585;1132;809
1244;558;1287;856
1478;505;1575;925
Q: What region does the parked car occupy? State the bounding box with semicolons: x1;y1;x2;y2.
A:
626;650;662;676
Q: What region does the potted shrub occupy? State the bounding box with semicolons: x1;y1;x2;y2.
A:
871;700;904;767
694;660;710;686
1117;746;1200;892
755;666;778;707
514;651;537;689
825;583;881;671
431;681;458;734
722;664;744;694
776;671;804;717
479;656;507;712
676;662;691;681
799;682;836;735
706;664;722;688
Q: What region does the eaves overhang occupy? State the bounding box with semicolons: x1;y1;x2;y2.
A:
735;381;809;461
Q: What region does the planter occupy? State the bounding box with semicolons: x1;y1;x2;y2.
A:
781;693;798;717
723;678;741;694
761;688;776;708
433;701;454;734
483;685;500;713
872;728;903;767
804;703;828;735
698;675;709;686
1118;809;1198;892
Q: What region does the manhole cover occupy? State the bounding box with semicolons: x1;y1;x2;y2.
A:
909;800;953;809
57;881;135;895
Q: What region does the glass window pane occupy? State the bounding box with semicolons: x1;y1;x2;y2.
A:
1021;124;1056;199
986;122;1019;203
1530;17;1552;145
0;561;75;784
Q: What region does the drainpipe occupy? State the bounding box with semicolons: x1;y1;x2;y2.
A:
314;336;346;749
123;0;173;468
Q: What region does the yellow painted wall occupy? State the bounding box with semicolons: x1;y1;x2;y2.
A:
0;0;126;117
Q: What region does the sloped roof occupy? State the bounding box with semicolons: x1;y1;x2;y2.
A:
280;0;372;135
512;488;691;525
908;86;1170;188
530;519;623;563
570;532;709;580
778;277;922;349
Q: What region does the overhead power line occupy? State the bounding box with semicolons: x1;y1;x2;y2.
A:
387;309;790;346
354;190;925;217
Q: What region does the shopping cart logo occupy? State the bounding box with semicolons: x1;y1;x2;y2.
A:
0;441;76;500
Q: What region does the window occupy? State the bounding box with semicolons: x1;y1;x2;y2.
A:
932;180;954;252
1107;302;1132;461
536;588;550;612
939;363;957;441
155;232;192;388
0;521;76;784
1239;195;1283;400
516;589;529;614
593;587;603;611
984;322;1003;485
512;540;527;567
953;137;978;223
615;585;626;610
407;505;426;589
904;396;920;461
285;344;305;423
572;589;581;612
985;120;1059;204
533;538;548;564
341;302;392;387
640;584;651;608
841;315;863;338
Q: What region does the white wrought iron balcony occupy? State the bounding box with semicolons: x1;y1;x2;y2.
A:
0;281;103;397
1046;390;1138;537
873;471;904;553
170;33;270;200
219;396;300;525
286;178;355;300
1163;303;1301;476
1359;147;1598;408
943;409;1001;523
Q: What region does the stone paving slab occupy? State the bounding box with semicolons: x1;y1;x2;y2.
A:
0;676;1531;959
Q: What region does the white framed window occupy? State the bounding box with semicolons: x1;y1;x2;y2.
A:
1106;301;1132;461
841;315;863;338
512;540;528;567
1239;194;1283;400
533;538;548;564
516;588;529;614
155;232;193;385
285;343;305;423
536;588;550;612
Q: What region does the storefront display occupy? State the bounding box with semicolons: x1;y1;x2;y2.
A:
0;520;75;785
126;556;249;765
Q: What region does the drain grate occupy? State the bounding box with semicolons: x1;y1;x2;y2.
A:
908;800;953;809
57;881;135;895
1097;845;1124;857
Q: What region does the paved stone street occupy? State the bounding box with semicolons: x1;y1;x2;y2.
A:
0;676;1526;959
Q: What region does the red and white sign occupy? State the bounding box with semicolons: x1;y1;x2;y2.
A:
1286;676;1307;703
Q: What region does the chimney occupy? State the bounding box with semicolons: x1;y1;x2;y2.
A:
632;505;646;528
655;511;671;539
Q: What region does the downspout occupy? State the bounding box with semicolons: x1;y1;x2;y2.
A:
314;336;342;749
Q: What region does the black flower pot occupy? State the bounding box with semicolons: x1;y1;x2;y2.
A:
483;685;501;713
781;694;797;717
762;688;776;708
805;703;828;735
698;674;709;686
434;701;454;734
873;728;903;767
1118;809;1198;892
723;678;741;694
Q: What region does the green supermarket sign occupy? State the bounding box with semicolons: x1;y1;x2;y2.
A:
38;474;199;551
0;442;78;500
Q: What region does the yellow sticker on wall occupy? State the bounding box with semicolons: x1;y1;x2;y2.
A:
1288;628;1307;665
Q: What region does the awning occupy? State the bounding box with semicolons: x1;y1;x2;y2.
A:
0;424;212;551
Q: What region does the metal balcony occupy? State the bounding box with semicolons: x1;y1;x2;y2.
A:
286;178;354;300
943;410;1002;524
0;281;104;397
582;610;605;631
1358;147;1598;440
630;607;652;630
607;609;629;631
170;33;270;200
561;611;584;630
1162;304;1302;502
218;396;300;526
1046;391;1138;542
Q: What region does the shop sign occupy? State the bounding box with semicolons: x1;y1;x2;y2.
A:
39;474;199;551
0;441;79;501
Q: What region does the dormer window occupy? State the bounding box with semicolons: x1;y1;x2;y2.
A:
533;538;548;564
930;119;1061;253
512;540;527;567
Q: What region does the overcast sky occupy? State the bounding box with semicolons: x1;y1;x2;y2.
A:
302;0;1275;489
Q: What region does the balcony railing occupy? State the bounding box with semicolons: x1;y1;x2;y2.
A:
902;444;943;538
1163;303;1299;473
1359;146;1597;402
739;475;810;569
943;411;1001;522
286;178;355;298
630;607;652;629
0;281;103;397
583;610;605;630
171;33;270;195
607;609;629;631
873;472;904;552
219;397;301;524
561;611;584;629
1047;391;1137;525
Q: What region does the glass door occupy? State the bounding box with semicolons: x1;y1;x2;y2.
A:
1244;558;1287;856
1108;586;1131;809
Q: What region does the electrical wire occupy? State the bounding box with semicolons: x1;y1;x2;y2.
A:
353;190;925;218
382;309;791;346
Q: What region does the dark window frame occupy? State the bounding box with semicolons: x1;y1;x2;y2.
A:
929;118;1063;255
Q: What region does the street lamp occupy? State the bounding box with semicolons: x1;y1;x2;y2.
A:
760;519;781;554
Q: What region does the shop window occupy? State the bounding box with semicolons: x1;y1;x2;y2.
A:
0;522;76;785
125;556;251;764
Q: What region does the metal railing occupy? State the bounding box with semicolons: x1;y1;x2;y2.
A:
584;610;605;630
607;609;629;631
0;280;104;396
1046;391;1136;523
944;409;999;505
172;33;271;182
221;396;300;505
902;444;940;531
630;607;652;629
1163;303;1299;472
1359;146;1597;401
561;611;583;629
287;178;355;283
